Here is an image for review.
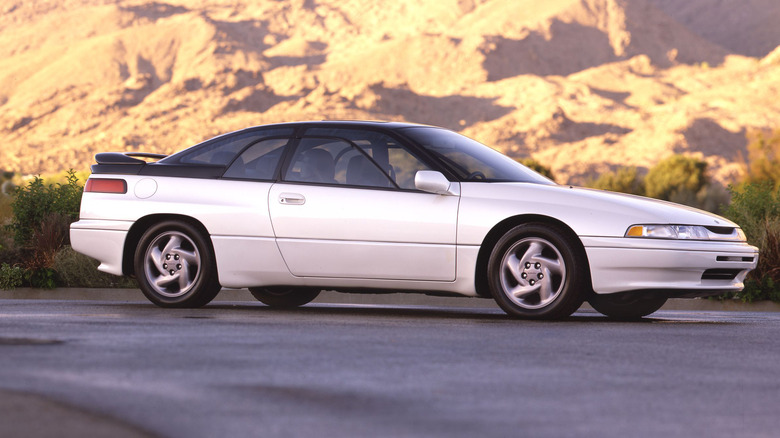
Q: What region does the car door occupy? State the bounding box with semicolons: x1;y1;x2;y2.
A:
206;135;296;287
268;129;460;281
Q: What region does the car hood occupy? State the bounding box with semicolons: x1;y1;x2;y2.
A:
459;182;739;238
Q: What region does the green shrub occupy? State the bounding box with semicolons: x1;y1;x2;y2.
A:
3;170;84;287
25;267;57;289
8;170;82;247
588;167;645;195
743;129;780;188
518;158;555;182
722;181;780;242
666;183;730;215
53;246;137;288
0;263;23;290
738;277;780;303
0;234;22;266
644;155;708;201
722;182;780;301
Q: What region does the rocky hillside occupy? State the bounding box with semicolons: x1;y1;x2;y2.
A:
1;0;779;184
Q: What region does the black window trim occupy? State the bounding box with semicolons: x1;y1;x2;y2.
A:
109;122;463;183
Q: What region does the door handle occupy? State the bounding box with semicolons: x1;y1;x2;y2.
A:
279;193;305;205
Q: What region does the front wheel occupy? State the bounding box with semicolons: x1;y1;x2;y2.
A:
249;287;321;308
134;220;221;308
487;223;587;319
588;293;667;320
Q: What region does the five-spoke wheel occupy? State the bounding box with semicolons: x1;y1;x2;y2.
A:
144;231;200;297
498;237;566;309
135;220;221;308
488;223;586;319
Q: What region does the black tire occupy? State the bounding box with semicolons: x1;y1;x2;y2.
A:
487;223;587;319
248;287;321;308
588;293;667;320
134;220;221;308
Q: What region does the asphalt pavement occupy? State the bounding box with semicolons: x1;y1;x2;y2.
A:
3;287;780;312
1;296;780;437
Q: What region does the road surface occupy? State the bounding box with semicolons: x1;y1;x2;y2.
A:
0;299;778;437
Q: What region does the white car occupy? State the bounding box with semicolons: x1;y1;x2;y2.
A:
70;121;758;319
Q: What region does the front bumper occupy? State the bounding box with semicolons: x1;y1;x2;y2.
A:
582;237;759;296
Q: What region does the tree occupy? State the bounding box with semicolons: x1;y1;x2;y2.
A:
588;167;644;195
518;158;555;182
644;155;707;201
743;129;780;188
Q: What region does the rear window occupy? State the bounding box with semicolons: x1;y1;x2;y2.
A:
163;127;294;166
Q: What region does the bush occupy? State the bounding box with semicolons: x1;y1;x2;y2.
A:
0;263;23;290
2;170;84;287
722;181;780;242
0;194;12;233
739;277;780;303
667;183;730;215
25;268;57;289
722;182;780;301
588;167;645;195
743;129;780;188
8;170;82;247
518;158;555;182
26;212;70;271
53;246;137;288
644;155;708;201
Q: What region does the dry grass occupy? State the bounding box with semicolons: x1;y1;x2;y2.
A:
759;222;780;283
0;195;12;227
24;213;69;271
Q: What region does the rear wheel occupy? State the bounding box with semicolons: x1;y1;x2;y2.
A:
588;293;667;320
134;220;221;308
249;287;321;308
488;223;587;319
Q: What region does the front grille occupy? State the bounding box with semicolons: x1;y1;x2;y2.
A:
702;269;741;280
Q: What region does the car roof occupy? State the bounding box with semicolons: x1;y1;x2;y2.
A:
240;120;436;132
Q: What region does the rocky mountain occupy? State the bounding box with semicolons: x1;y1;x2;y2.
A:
1;0;779;184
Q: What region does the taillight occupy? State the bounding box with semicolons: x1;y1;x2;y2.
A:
85;178;127;194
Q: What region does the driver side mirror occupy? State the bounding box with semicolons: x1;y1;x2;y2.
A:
415;171;458;196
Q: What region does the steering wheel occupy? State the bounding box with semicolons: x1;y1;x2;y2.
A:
466;171;486;181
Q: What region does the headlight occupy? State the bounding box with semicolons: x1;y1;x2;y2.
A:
625;225;746;241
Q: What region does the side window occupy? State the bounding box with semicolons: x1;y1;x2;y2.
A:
304;128;430;189
223;138;289;180
284;138;352;184
387;147;430;190
169;127;294;165
178;132;264;165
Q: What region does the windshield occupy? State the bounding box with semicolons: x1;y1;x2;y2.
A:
400;127;554;184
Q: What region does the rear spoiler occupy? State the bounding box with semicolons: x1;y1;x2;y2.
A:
95;152;168;164
91;152;225;179
92;152;168;175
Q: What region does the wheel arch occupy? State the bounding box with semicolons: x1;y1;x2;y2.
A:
474;214;593;297
122;214;214;276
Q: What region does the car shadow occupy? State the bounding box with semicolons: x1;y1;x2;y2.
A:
181;302;737;325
